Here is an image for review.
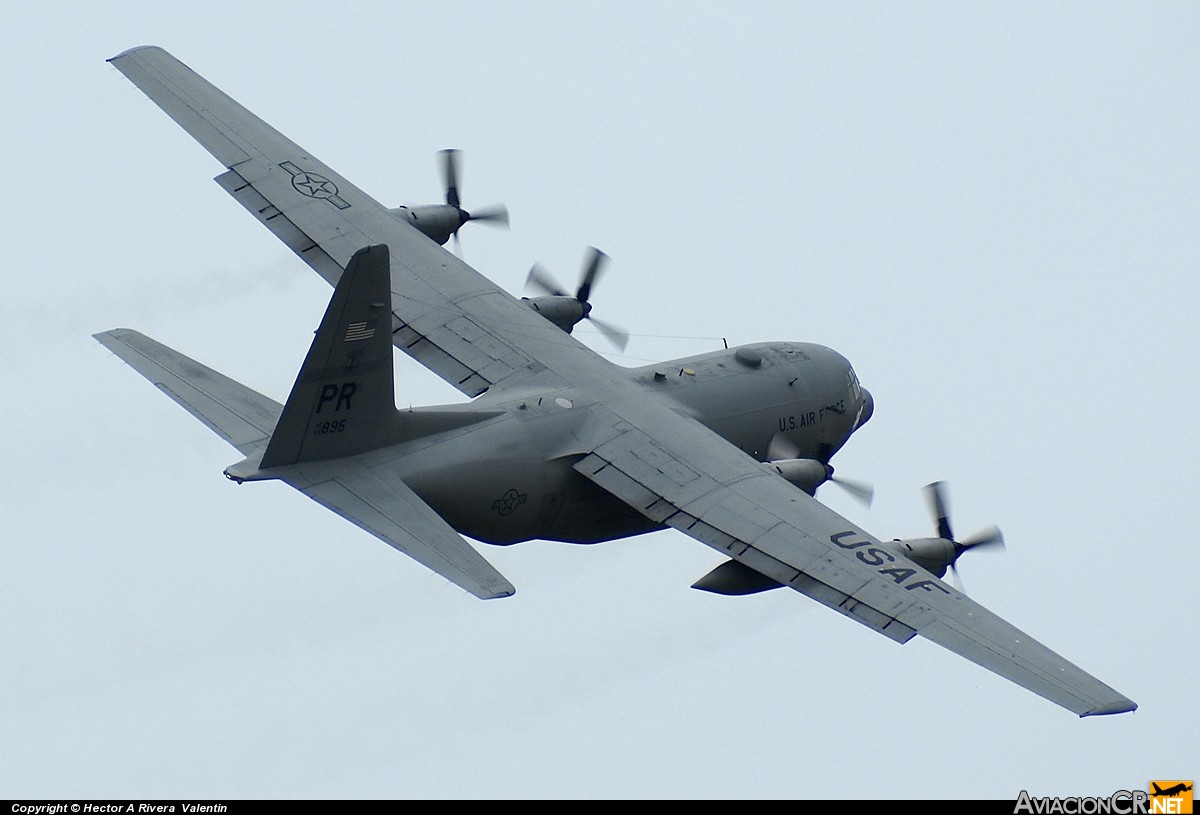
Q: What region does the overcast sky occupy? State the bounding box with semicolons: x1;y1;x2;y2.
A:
2;1;1195;801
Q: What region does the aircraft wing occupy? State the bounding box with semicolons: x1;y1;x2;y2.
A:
109;45;576;399
572;409;1137;717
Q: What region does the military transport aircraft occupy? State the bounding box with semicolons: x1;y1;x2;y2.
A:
97;45;1137;718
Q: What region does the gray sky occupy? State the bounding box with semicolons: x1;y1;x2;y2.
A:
3;0;1195;800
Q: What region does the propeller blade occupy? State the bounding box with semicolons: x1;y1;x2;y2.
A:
765;433;873;504
525;264;568;297
948;563;966;593
924;481;954;541
766;432;801;462
949;526;1003;594
464;204;509;227
830;476;875;508
440;148;461;208
914;481;1005;586
452;230;462;257
586;314;629;352
576;247;608;303
961;524;1005;552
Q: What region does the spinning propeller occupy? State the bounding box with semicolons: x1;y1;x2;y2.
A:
438;148;509;251
390;149;508;250
525;247;630;351
765;433;874;506
919;480;1006;589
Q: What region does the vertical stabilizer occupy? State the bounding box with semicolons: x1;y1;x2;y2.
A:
260;244;398;468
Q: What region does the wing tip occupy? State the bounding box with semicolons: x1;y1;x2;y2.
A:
108;45;164;64
92;327;139;347
478;583;517;600
1079;699;1138;718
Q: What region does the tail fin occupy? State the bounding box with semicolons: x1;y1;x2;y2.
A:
260;244;402;468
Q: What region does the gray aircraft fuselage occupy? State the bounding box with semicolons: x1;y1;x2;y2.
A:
383;341;872;546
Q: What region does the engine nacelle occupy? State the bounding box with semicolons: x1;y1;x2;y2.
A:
883;537;956;578
523;295;588;333
764;458;830;495
389;204;465;245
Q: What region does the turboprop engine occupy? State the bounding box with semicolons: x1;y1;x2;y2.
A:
884;481;1005;582
389;149;508;248
523;247;629;351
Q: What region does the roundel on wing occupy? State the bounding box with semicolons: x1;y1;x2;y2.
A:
290;171;339;199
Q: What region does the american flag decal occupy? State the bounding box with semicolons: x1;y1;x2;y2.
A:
344;320;376;342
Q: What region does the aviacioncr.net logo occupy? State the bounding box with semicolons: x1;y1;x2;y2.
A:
1014;790;1150;814
1148;782;1193;815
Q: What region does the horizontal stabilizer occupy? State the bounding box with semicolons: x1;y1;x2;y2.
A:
293;464;515;600
95;328;512;598
93;328;281;455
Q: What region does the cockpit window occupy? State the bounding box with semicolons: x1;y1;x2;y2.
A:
847;367;862;400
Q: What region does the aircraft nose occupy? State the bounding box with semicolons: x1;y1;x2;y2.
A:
856;388;874;429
